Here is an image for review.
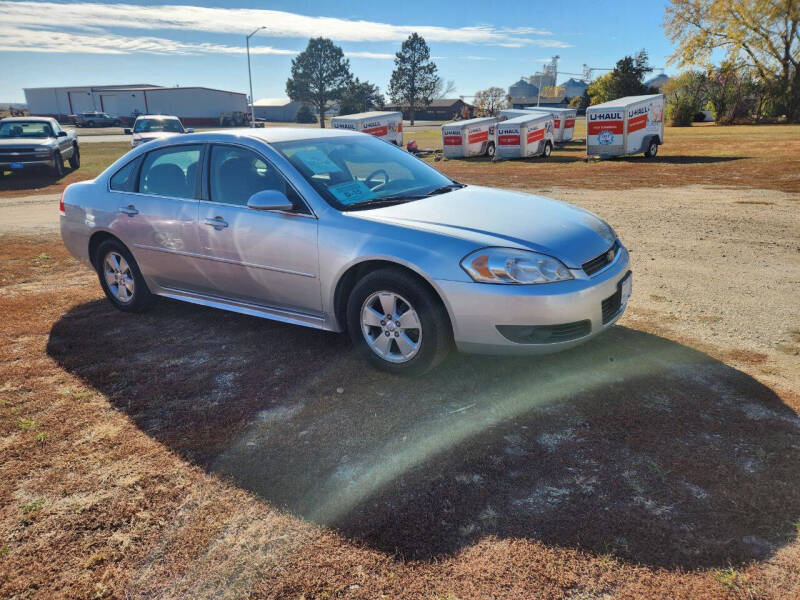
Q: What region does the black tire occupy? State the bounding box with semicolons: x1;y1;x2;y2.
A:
644;138;659;158
51;152;64;178
68;145;80;169
542;141;552;158
486;142;495;158
346;268;452;375
94;238;156;313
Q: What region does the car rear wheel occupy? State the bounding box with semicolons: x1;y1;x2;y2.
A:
95;239;156;313
68;145;80;169
346;268;452;375
51;152;64;178
542;141;552;158
644;138;659;158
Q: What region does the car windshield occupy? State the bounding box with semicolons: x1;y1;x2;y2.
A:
0;121;54;138
273;135;460;210
134;118;184;134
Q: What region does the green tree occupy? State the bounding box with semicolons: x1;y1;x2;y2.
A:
609;50;654;98
389;33;439;125
286;38;352;128
663;70;707;125
338;78;385;115
665;0;800;121
294;104;317;124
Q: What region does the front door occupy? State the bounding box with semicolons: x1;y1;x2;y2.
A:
196;144;321;316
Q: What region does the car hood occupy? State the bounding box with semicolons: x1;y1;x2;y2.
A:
0;137;55;148
349;185;616;268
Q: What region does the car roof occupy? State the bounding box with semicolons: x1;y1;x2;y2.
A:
213;127;360;143
1;116;55;123
135;114;181;120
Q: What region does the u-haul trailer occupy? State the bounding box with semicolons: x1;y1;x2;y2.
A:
441;117;497;158
495;112;555;160
331;111;403;146
499;108;577;143
586;94;664;158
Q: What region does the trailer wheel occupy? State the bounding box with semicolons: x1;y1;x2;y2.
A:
485;142;495;158
542;141;552;158
644;138;659;158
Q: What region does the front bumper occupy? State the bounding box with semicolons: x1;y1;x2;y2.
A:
0;158;56;170
437;245;631;355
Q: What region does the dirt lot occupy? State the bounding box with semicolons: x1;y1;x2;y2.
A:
1;128;799;599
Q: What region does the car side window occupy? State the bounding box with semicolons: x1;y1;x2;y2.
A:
139;144;202;199
208;145;305;211
110;157;142;192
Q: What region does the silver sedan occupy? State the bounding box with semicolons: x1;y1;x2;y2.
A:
60;128;631;374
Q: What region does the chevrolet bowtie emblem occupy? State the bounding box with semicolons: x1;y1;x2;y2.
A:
607;249;615;261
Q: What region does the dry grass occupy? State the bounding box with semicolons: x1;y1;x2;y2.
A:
414;121;800;194
3;122;800;202
0;142;131;200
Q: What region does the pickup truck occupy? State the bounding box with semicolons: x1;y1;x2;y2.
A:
0;117;80;178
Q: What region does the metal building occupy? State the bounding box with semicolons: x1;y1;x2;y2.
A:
250;98;304;122
24;84;247;126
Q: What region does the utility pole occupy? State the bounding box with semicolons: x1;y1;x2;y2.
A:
246;27;265;126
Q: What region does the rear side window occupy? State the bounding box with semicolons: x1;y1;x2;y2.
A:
139;144;202;199
109;157;142;192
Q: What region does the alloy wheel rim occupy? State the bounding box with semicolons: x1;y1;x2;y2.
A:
103;251;135;303
360;291;422;363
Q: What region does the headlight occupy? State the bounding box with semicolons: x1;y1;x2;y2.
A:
461;247;574;285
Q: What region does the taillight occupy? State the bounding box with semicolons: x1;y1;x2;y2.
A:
59;190;66;216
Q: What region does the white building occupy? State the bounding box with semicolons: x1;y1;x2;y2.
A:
24;84;247;126
251;98;304;122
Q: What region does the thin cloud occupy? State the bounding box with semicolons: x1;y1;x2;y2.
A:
346;51;395;59
0;25;298;55
0;1;569;48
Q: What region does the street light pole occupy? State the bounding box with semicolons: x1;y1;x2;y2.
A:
246;26;265;126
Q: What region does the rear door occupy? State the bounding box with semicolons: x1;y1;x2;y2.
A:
196;143;321;316
108;143;205;292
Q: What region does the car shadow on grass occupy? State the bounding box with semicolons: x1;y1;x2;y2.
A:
47;298;800;569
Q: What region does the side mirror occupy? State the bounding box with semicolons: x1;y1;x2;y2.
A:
246;189;294;212
124;128;132;135
186;128;194;133
57;131;67;137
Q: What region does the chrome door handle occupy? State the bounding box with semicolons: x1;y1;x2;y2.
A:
119;205;139;216
204;217;228;229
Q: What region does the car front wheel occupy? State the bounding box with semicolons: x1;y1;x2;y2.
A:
68;145;80;169
95;239;156;313
346;268;452;375
51;152;64;178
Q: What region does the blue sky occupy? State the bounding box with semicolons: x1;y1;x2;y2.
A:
1;0;677;103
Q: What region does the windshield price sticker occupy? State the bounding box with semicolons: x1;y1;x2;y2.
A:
328;180;376;205
293;149;342;174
